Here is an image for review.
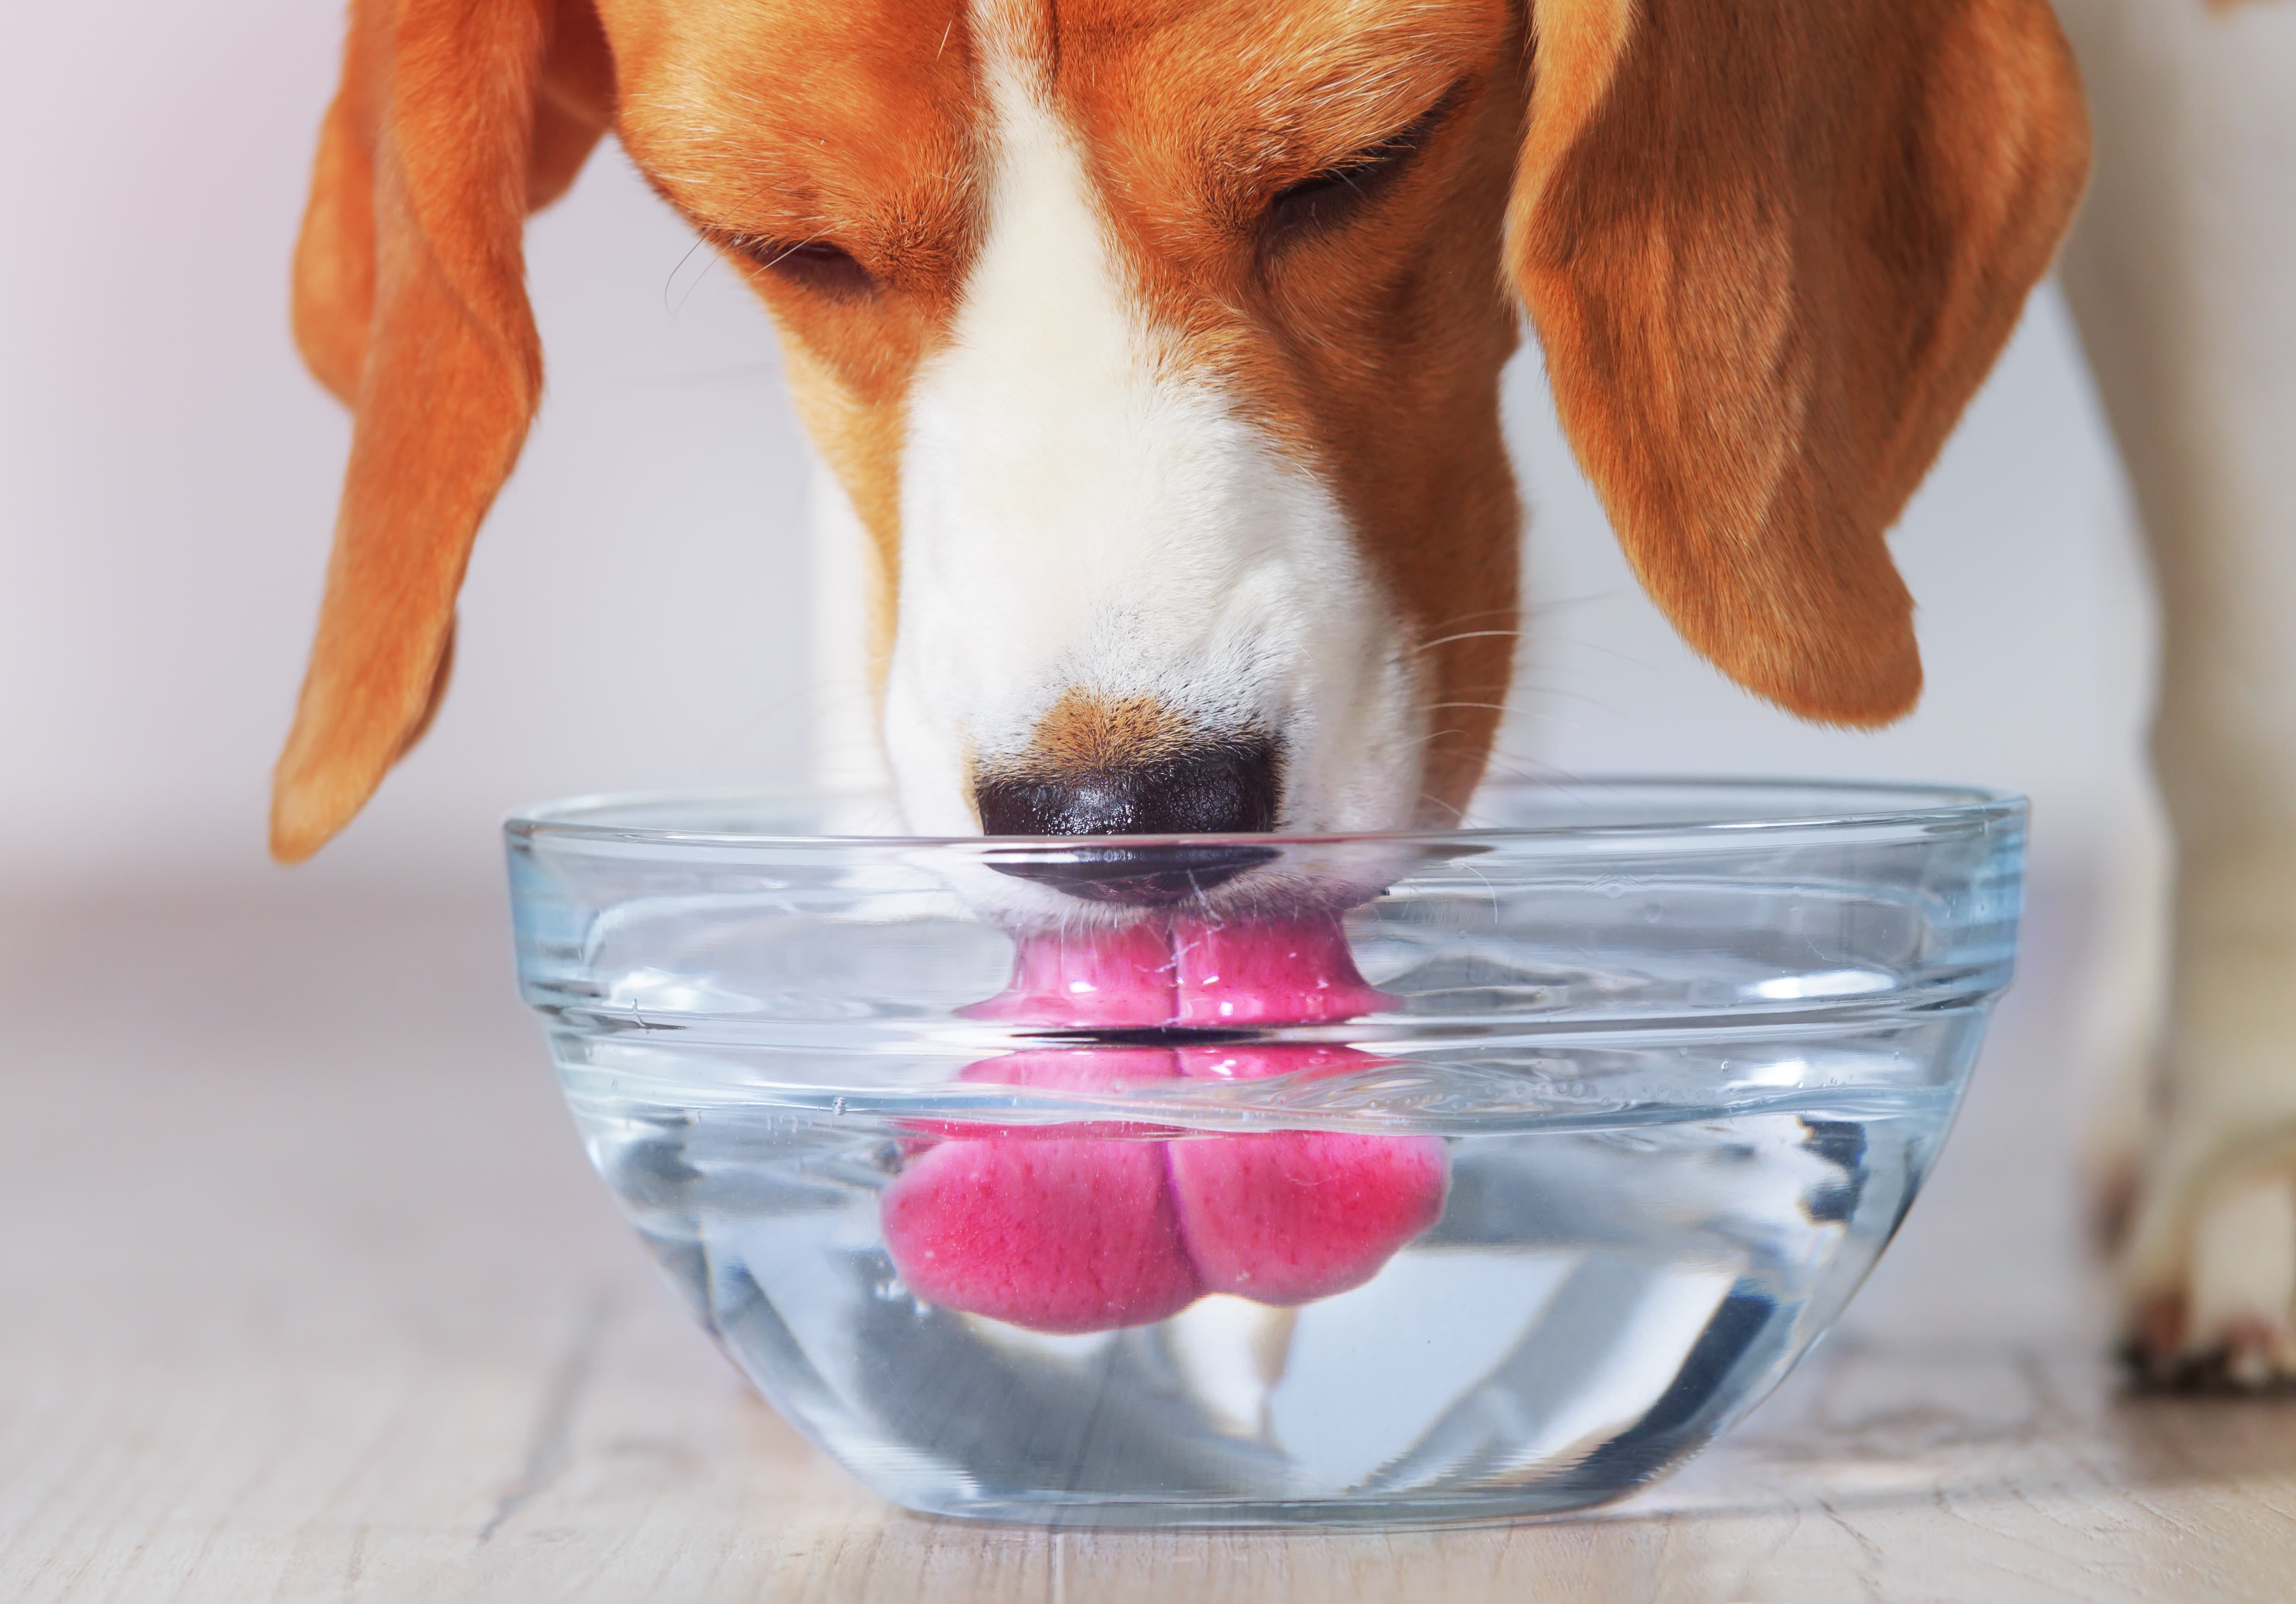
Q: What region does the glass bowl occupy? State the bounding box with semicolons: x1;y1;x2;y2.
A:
505;779;2023;1526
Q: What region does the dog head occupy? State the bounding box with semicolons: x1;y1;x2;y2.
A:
271;0;2087;875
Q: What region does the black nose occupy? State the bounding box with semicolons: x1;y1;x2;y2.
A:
976;737;1281;905
978;738;1280;836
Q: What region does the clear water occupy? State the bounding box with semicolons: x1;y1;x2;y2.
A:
567;1064;1964;1525
513;781;2021;1523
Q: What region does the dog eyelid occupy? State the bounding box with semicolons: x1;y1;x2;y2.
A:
719;232;878;298
1259;84;1464;249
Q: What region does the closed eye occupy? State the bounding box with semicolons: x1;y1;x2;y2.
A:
728;236;876;299
1260;88;1462;250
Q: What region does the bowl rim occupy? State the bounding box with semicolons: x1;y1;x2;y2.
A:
504;775;2027;852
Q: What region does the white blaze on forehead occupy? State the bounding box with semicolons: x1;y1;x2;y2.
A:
883;7;1423;843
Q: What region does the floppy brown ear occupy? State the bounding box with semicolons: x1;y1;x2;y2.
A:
272;0;613;862
1510;0;2090;725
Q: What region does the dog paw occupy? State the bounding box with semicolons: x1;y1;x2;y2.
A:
2123;1162;2296;1390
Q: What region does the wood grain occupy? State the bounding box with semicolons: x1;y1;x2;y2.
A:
4;877;2293;1603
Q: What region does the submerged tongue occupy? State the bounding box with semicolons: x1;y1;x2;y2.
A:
884;913;1449;1334
1167;1044;1448;1308
880;1051;1205;1335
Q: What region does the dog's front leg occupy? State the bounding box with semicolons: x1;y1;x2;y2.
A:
2057;0;2296;1385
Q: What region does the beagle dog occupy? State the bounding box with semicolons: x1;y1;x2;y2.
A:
274;0;2121;1336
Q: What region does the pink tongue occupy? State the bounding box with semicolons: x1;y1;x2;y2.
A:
963;912;1392;1027
1169;1044;1448;1308
883;915;1449;1333
879;1051;1204;1335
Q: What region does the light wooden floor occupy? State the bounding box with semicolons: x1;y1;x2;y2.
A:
5;874;2294;1603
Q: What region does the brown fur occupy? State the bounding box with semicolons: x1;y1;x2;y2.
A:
1021;690;1202;776
273;0;2089;858
1512;0;2090;725
274;0;613;861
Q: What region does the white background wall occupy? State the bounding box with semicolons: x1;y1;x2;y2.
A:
0;0;2158;908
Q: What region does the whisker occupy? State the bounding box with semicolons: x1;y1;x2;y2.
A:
1471;706;1574;728
1521;628;1672;671
1520;590;1624;617
1411;595;1608;640
1418;606;1523;627
1475;754;1582;785
1412;629;1522;654
663;236;710;315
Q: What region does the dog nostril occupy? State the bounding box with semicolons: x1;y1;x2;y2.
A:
976;737;1281;905
977;738;1279;836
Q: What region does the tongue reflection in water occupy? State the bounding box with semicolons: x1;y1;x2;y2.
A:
879;914;1451;1335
